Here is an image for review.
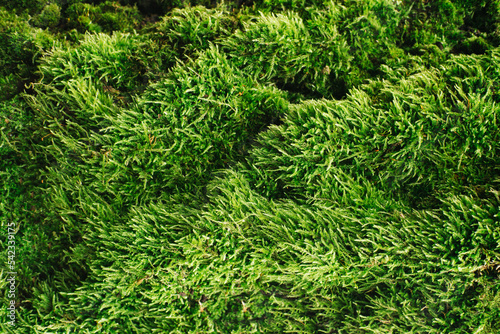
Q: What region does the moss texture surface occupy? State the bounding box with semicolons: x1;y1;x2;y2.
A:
1;0;500;333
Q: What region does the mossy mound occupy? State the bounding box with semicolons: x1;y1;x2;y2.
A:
1;1;500;333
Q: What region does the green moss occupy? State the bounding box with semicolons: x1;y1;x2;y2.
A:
38;32;146;91
2;2;500;333
2;0;45;14
454;0;500;34
453;35;491;54
32;3;61;28
0;8;55;100
221;10;353;99
155;5;237;56
64;1;142;33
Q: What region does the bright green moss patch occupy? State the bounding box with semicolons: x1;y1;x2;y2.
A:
1;1;500;333
221;10;352;99
156;5;239;56
39;32;147;92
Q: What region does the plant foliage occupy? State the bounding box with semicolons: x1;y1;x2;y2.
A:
1;1;500;333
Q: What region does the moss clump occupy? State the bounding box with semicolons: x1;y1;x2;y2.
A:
155;5;237;56
65;1;142;33
2;0;46;15
0;7;54;100
38;32;147;92
32;3;61;28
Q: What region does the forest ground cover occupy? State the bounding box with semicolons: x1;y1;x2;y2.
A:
1;0;500;332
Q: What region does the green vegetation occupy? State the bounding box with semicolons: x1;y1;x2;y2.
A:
32;3;61;28
1;0;499;333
